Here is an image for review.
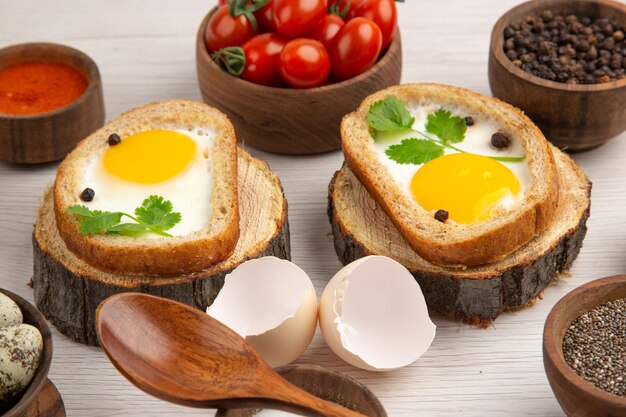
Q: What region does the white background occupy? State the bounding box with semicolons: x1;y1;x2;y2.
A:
1;0;626;416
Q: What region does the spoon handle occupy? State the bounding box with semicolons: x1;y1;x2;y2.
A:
261;371;369;417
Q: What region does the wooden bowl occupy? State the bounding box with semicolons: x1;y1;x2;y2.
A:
488;0;626;152
543;274;626;417
0;289;53;417
0;42;105;164
196;9;402;155
215;364;387;417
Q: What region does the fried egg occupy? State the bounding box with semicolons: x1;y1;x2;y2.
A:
79;128;215;237
373;103;530;224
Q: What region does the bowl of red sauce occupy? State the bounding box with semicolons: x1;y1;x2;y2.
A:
0;42;105;164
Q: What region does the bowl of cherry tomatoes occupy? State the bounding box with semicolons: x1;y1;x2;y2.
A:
196;0;403;155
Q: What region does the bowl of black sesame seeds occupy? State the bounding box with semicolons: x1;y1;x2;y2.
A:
489;0;626;152
544;274;626;417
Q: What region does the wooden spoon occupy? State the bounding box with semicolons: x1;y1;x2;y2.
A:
96;293;367;417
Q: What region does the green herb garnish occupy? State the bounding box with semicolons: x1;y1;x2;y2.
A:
368;97;525;165
367;96;415;132
66;195;181;237
425;109;466;143
385;139;445;165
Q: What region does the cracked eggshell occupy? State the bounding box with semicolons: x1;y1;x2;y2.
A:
319;256;436;371
207;257;318;367
0;324;43;402
0;293;22;328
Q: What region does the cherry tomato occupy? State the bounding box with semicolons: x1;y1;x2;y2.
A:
311;14;345;47
218;0;227;5
328;17;382;80
273;0;328;37
279;38;330;88
241;33;288;86
349;0;397;50
255;0;275;32
205;5;254;53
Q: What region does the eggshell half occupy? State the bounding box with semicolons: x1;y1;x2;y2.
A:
319;256;436;371
207;257;318;367
0;324;43;402
0;293;22;328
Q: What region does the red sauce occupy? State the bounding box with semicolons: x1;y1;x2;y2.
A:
0;62;89;115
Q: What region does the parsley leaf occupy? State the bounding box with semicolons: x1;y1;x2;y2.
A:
425;109;466;143
385;139;445;165
66;195;181;237
367;97;415;132
135;195;182;232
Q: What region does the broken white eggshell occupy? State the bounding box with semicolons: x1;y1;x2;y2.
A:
207;257;318;367
319;256;436;371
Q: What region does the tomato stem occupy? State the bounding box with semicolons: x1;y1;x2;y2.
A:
211;47;246;77
328;0;350;19
226;0;269;33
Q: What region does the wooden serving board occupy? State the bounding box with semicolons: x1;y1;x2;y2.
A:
328;147;591;322
32;149;290;346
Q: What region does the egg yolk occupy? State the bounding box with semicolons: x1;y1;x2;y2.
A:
410;153;521;224
103;130;197;184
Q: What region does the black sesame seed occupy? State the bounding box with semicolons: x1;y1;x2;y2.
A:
80;188;95;202
107;133;121;146
434;210;449;223
464;116;474;126
491;132;511;149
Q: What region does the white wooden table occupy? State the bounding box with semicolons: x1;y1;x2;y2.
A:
1;1;625;416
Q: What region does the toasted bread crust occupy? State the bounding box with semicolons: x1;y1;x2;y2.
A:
341;83;559;267
54;100;240;276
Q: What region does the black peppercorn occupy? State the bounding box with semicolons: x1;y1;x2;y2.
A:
491;132;511;149
80;188;95;202
434;210;449;223
107;133;121;146
464;116;474;126
503;11;626;84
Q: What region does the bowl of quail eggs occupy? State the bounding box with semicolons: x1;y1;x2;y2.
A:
0;288;50;416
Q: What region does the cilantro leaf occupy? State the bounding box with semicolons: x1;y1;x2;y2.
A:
108;223;149;237
385;138;445;165
65;195;181;237
367;97;415;132
135;195;181;232
425;109;466;143
78;212;124;236
65;205;94;218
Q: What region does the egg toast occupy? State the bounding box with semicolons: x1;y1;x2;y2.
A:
54;100;239;276
329;145;590;320
341;83;559;267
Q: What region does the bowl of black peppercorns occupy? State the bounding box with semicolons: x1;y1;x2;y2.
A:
489;0;626;152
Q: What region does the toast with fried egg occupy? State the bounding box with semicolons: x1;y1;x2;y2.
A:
329;145;590;321
341;84;559;267
54;100;239;276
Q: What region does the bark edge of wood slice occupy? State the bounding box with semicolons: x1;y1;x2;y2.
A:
328;146;591;322
32;149;290;346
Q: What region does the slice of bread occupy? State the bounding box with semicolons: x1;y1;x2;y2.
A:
341;83;559;267
34;148;290;345
54;100;239;276
329;145;591;321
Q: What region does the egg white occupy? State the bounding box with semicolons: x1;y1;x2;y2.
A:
372;103;531;214
77;127;215;237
